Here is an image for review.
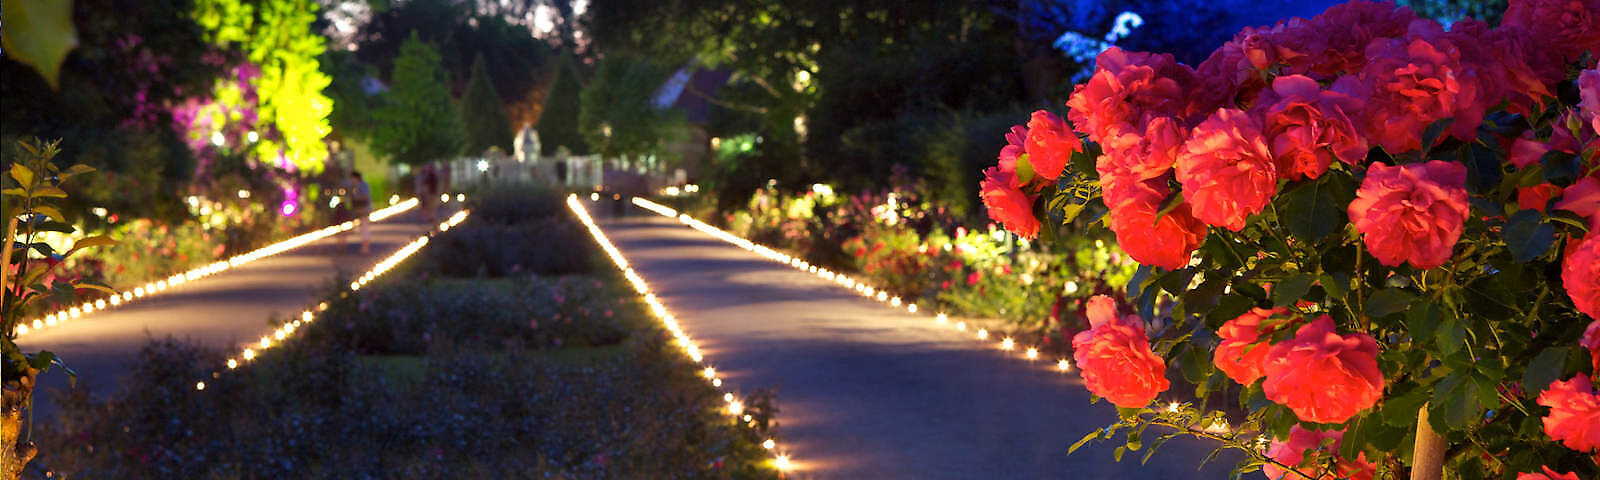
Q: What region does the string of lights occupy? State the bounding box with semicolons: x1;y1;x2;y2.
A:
200;208;470;391
567;194;795;474
630;196;1250;438
15;197;430;338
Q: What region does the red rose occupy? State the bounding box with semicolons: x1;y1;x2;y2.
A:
1299;0;1418;77
1537;375;1600;452
1517;466;1583;480
1511;135;1553;169
1098;115;1186;182
998;125;1029;188
1101;175;1207;269
1066;47;1197;145
1358;32;1467;154
1263;425;1376;480
1348;161;1469;270
1518;184;1561;212
1262;315;1384;424
1025;110;1081;181
1175;108;1278;231
1564;234;1600;320
1071;295;1169;408
1503;0;1600;64
1213;307;1289;385
1258;75;1368;180
980;167;1040;239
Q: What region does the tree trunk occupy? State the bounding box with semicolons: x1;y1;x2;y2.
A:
1411;405;1446;480
1;371;38;480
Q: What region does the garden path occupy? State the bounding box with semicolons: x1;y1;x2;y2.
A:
17;211;440;417
595;202;1238;480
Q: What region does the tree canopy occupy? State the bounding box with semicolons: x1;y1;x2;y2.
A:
372;32;464;165
460;53;514;155
537;54;586;156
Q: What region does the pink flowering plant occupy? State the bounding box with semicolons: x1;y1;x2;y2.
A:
980;1;1600;478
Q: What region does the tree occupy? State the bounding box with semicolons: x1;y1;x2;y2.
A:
578;56;685;161
372;32;463;166
322;50;386;143
537;54;586;156
459;53;513;155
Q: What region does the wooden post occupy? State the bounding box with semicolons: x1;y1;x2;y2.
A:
1411;406;1446;480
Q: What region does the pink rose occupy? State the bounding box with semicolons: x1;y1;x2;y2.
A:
1214;307;1289;385
1564;234;1600;320
1581;69;1600;137
1517;466;1583;480
1071;295;1169;408
1263;425;1376;480
1503;0;1600;64
1100;174;1207;269
1537;375;1600;452
1025;110;1081;181
1583;320;1600;373
1358;32;1467;154
1176;108;1278;231
1348;161;1469;270
1258;75;1368;179
1262;315;1384;424
980;166;1040;239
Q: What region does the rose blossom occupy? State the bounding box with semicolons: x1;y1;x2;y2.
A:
1518;184;1561;212
1299;0;1418;77
1565;234;1600;320
1502;0;1600;64
1258;75;1368;179
1261;315;1384;424
1098;115;1186;182
1100;173;1207;269
1176;108;1278;231
1511;135;1553;169
1516;466;1582;480
997;124;1029;188
1262;425;1376;480
1581;69;1600;137
1348;161;1469;270
1214;307;1289;385
1537;375;1600;452
1555;176;1600;221
1358;31;1467;154
1067;47;1197;144
1025;110;1081;181
979;166;1040;239
1072;295;1169;408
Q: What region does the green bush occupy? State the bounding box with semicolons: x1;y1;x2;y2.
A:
418;221;593;277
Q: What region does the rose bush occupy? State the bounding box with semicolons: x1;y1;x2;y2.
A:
981;1;1600;477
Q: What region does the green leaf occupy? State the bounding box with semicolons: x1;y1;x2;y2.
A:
1277;172;1355;243
1016;154;1037;186
0;0;79;89
1206;294;1255;328
1421;118;1455;155
57;164;94;179
1381;383;1430;427
1430;372;1484;432
1364;288;1415;319
66;234;117;255
1272;273;1315;307
1503;209;1555;262
1540;150;1580;183
72;282;116;295
1436;316;1468;356
1522;347;1569;394
9;163;35;187
1068;428;1104;455
32;205;64;222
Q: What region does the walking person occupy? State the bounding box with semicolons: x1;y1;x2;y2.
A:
348;171;372;253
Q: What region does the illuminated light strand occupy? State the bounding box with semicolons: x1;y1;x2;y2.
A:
630;197;1244;436
16;198;421;337
630;197;1080;371
208;209;469;384
571;195;793;473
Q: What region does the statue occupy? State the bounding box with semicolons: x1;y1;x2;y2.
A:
513;124;540;163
